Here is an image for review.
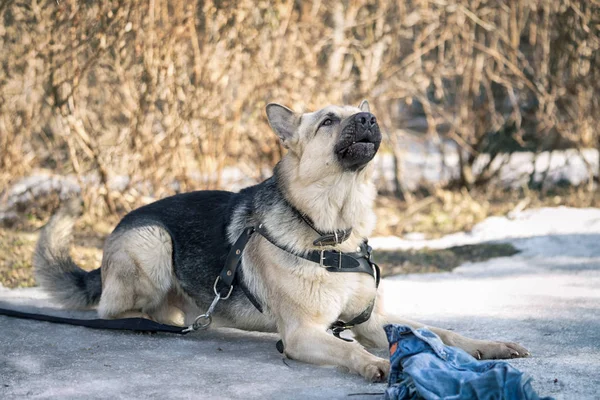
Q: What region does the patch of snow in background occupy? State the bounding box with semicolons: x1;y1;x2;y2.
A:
373;142;598;191
378;206;600;327
370;207;600;254
2;175;81;207
2;140;597;212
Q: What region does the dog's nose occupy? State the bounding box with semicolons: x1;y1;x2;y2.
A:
354;112;377;129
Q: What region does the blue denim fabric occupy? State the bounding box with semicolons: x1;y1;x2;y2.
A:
385;324;551;400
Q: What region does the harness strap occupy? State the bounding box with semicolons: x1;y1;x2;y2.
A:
236;268;264;313
275;299;378;353
330;299;376;341
217;226;256;294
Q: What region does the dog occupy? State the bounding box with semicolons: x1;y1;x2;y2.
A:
34;101;529;382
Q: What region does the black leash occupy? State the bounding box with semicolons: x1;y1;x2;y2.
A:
0;306;188;334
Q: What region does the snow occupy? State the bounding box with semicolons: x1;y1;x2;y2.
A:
371;206;600;252
374;144;598;191
1;207;600;399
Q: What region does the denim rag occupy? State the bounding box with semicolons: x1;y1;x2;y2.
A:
385;324;552;400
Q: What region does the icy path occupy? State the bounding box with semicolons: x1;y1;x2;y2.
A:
1;207;600;399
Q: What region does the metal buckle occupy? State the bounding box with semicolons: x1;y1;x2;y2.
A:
213;276;234;299
366;245;372;261
319;250;342;269
182;313;212;333
331;323;354;342
319;250;326;267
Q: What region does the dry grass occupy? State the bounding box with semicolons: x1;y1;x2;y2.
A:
1;1;598;215
0;228;106;288
0;210;117;289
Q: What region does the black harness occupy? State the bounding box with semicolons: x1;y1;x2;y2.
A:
218;220;380;353
0;219;380;349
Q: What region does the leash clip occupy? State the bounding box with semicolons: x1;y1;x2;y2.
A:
183;292;220;333
183;276;233;333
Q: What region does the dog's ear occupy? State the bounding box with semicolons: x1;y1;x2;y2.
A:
266;103;299;147
358;100;370;113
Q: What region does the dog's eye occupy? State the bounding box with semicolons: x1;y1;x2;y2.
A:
317;116;337;133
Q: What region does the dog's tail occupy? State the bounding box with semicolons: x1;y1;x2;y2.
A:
34;197;102;309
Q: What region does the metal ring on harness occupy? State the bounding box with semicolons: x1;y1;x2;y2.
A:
189;313;212;331
213;276;234;299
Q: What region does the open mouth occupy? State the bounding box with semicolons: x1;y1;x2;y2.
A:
335;138;379;171
338;139;376;158
334;112;382;170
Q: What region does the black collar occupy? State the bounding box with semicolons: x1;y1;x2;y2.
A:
285;200;353;247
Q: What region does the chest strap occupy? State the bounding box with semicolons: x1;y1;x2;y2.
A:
254;223;380;285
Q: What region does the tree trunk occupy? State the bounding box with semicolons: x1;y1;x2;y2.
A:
457;148;474;191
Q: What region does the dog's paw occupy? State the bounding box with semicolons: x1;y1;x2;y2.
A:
471;340;530;360
360;358;390;383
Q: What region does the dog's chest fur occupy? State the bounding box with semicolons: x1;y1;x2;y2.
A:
234;169;379;327
242;233;378;326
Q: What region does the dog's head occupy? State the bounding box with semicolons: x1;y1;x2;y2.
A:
266;101;382;174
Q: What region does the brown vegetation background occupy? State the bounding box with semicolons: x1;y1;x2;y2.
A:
1;0;599;288
1;0;599;217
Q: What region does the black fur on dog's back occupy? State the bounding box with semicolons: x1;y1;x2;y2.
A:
113;189;254;303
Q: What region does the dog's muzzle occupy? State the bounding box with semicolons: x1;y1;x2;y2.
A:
335;112;382;170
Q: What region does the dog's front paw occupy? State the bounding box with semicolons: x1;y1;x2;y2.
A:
471;340;530;360
360;358;390;383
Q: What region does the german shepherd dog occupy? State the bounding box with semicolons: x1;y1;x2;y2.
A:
34;101;528;382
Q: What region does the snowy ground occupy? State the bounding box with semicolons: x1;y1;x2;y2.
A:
1;207;599;399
